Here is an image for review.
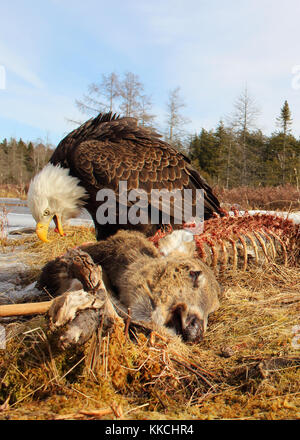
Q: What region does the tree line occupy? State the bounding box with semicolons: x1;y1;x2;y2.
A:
0;138;52;186
189;98;299;188
0;71;299;189
74;73;299;188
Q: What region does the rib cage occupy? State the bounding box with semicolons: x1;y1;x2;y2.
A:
151;211;300;271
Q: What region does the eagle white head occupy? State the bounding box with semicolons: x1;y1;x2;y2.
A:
27;164;87;242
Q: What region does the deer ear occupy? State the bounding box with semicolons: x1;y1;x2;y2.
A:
189;270;203;288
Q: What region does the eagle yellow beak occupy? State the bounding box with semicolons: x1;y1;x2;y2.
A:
36;215;64;243
36;221;51;243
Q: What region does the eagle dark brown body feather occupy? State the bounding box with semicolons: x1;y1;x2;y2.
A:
50;113;222;240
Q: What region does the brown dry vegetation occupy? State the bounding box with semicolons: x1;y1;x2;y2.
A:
215;184;300;211
1;184;300;211
0;184;28;200
0;227;299;420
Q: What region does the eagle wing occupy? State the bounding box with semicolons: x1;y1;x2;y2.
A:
50;113;221;221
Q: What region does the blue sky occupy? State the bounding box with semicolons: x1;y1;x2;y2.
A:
1;0;300;145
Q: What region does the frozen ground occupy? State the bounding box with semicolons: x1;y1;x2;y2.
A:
0;198;93;237
0;198;299;309
0;199;93;310
243;210;300;224
0;246;42;319
5;212;93;235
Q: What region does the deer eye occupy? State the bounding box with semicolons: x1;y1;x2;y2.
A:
43;209;50;217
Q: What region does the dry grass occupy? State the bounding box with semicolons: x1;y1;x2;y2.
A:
3;225;96;266
0;184;27;200
0;228;299;420
1;183;300;211
215;184;300;211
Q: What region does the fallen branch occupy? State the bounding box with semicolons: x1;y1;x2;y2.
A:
0;300;53;317
0;249;106;323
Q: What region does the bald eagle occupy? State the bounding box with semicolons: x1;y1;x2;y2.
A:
27;112;222;242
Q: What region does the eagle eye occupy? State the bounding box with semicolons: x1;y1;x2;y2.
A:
43;209;50;217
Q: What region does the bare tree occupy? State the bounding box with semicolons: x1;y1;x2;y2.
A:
227;86;260;184
32;142;51;173
139;94;156;127
75;72;120;117
165;86;190;147
0;147;9;184
90;72;120;113
119;73;155;125
71;71;155;126
119;72;143;118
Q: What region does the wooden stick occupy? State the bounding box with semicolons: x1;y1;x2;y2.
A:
0;250;104;318
0;300;53;317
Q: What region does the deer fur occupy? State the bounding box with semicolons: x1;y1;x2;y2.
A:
39;230;220;342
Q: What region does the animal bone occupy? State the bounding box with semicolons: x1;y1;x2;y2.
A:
151;211;300;271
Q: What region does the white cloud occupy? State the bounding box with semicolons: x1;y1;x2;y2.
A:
0;82;82;141
0;41;45;89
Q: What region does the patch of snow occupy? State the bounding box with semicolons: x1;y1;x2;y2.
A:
229;210;300;224
4;212;93;237
0;279;41;306
0;246;42;307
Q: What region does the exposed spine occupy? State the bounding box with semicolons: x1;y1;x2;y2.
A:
151;212;299;271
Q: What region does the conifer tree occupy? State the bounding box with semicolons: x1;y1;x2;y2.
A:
189;129;218;184
276;100;293;184
214;122;240;188
25;142;35;174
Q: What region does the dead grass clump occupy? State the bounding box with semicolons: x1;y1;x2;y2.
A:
0;317;86;406
0;317;220;419
8;226;96;269
208;264;300;351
